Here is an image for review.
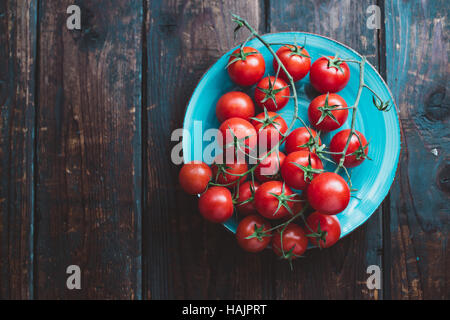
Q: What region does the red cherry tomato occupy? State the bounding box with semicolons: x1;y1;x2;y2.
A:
281;150;323;190
284;127;321;154
216;91;255;122
218;117;257;155
254;76;290;111
236;215;272;252
310;56;350;93
251;111;287;150
198;186;234;223
305;212;341;248
178;161;212;195
236;181;260;215
211;156;248;187
330;129;369;168
227;47;265;87
254;151;286;183
254;181;295;220
308;93;348;131
272;224;308;259
273;45;311;82
307;172;350;215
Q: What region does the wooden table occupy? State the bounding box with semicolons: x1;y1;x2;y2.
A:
0;0;447;300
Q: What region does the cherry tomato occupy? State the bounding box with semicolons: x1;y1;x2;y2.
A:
329;129;369;168
305;211;341;248
236;181;260;215
308;93;348;132
178;161;212;195
284;127;321;154
307;172;350;215
310;56;350;93
272;224;308;259
254;76;290;111
254;181;295;220
273;45;311;82
216;91;255;122
281;150;323;190
227;47;265;87
218;117;257;155
211;156;248;187
198;186;234;223
251;111;287;150
236;215;272;252
254;151;286;183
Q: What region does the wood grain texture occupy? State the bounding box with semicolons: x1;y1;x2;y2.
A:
144;0;266;299
384;0;449;299
0;0;37;299
35;0;142;299
269;0;384;300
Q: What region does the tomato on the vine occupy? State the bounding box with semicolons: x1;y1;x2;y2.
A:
216;91;255;122
179;161;212;195
272;224;308;259
211;156;248;187
284;127;321;154
305;212;341;248
227;47;265;87
236;214;272;252
254;151;286;183
308;93;348;131
273;45;311;82
218;117;257;155
236;180;260;215
281;150;323;190
254;76;290;111
307;172;350;215
198;186;234;223
251;110;287;150
330;129;369;168
254;180;296;220
310;56;350;93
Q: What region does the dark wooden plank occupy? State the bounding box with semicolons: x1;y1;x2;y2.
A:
0;0;37;299
35;0;142;299
384;0;449;299
269;0;384;299
144;0;268;299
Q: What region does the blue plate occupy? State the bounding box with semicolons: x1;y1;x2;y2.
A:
182;32;400;239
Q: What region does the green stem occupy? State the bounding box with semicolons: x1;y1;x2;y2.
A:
334;56;366;174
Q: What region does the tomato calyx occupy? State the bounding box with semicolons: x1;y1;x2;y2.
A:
226;47;259;68
250;108;284;135
349;142;371;161
289;153;324;182
244;223;271;241
286;44;310;59
257;77;289;110
324;56;346;74
275;243;301;270
268;182;297;216
316;92;344;125
223;124;256;157
306;222;328;249
213;163;234;183
372;95;392;112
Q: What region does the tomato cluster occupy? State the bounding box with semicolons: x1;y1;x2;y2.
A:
179;44;371;265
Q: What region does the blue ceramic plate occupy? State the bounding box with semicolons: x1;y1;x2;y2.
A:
182;32;400;239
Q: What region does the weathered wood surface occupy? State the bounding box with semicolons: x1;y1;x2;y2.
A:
384;0;449;299
144;0;266;300
0;0;448;299
0;0;37;299
35;0;143;299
